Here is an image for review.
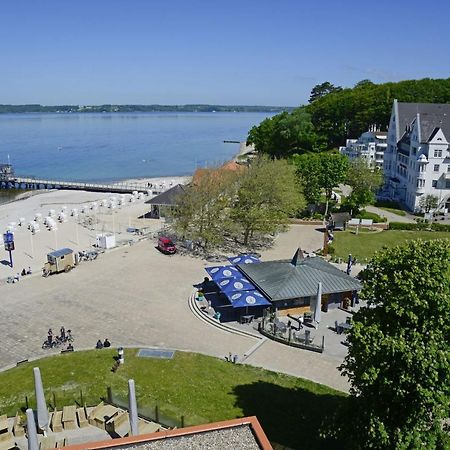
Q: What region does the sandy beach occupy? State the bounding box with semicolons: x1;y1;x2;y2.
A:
0;176;190;279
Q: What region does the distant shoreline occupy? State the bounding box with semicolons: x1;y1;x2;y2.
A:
0;105;293;114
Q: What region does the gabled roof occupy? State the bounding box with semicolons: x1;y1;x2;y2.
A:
396;102;450;142
238;256;361;301
145;184;186;206
192;161;245;186
418;113;450;143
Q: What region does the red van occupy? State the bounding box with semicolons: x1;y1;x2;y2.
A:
157;236;176;254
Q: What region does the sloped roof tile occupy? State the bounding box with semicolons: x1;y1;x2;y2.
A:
238;257;361;301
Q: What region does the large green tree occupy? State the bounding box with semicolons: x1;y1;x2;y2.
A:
293;152;349;206
230;158;304;245
309;81;342;103
340;239;450;449
345;158;384;210
318;153;349;199
172;166;237;249
293;153;322;205
247;108;323;158
418;194;439;213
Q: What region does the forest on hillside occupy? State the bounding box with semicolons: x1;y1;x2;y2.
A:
247;78;450;157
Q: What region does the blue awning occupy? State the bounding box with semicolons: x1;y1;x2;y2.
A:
205;265;240;281
227;254;260;264
217;277;256;294
224;290;271;308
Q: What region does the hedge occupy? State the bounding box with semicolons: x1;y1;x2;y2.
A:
389;222;450;232
356;210;387;223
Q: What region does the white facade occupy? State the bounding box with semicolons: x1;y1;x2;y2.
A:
383;100;450;212
339;130;387;169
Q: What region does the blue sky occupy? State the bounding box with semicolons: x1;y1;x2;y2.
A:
1;0;449;106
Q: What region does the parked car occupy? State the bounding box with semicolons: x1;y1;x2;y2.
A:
157;236;176;254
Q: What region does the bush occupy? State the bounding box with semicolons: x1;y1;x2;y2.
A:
356;210;387;223
390;222;424;230
389;222;450;231
431;223;450;232
327;244;335;255
389;222;429;231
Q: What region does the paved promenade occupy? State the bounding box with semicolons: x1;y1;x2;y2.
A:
0;225;349;392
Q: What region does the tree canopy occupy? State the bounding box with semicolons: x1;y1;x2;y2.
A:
340;239;450;449
247;109;323;158
171;158;304;249
293;152;349;202
309;81;342;103
230;158;304;244
419;194;439;213
172;166;237;249
345;158;384;210
247;77;450;157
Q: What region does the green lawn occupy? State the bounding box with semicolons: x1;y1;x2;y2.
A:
0;349;346;449
330;230;450;261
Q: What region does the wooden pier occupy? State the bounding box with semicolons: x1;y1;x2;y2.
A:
0;174;150;195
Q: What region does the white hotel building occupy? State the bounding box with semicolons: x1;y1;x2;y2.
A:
383;100;450;212
339;130;387;169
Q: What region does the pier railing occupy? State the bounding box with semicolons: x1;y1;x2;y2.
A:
2;176;152;194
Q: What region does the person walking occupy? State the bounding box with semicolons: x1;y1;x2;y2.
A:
60;326;66;341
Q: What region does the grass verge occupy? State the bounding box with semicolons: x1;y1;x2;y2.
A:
330;230;450;261
378;206;407;216
0;349;346;450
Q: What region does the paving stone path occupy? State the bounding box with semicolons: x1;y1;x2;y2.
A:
0;225;349;392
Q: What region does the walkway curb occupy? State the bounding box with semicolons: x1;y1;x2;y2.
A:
242;337;268;361
188;291;262;340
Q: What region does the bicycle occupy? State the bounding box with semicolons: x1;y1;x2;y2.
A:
42;339;57;350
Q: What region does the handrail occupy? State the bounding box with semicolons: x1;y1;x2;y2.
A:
3;177;151;193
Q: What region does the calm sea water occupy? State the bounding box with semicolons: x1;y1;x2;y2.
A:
0;112;271;183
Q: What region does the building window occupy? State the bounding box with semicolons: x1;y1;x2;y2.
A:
448;165;450;172
434;164;440;172
432;180;437;188
434;149;442;157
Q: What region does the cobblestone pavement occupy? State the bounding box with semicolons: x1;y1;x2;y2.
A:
0;225;349;392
